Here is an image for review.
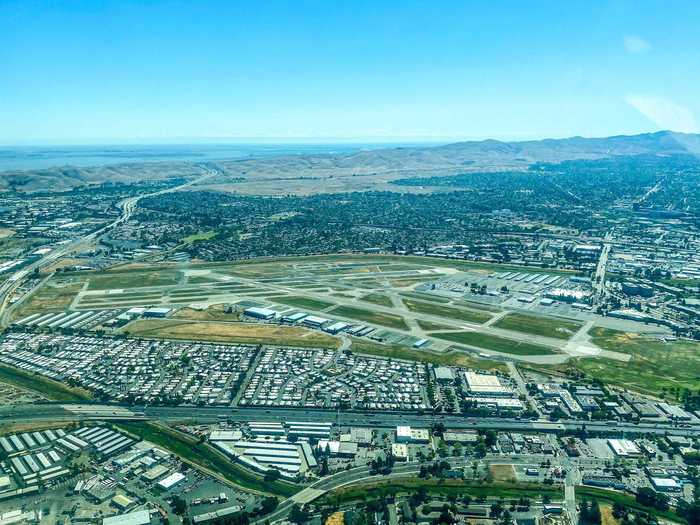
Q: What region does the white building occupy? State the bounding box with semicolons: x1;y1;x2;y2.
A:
244;307;277;320
464;371;512;396
391;443;409;461
395;426;429;444
608;439;641;457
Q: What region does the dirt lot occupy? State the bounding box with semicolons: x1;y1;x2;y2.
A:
172;304;234;321
0;381;44;405
489;464;517;482
600;504;620;525
123;319;341;348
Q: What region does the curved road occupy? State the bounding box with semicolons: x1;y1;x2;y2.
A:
0;168;216;327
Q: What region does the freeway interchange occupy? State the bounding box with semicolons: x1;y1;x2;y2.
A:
0;169;216;328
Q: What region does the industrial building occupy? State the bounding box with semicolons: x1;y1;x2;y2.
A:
650;477;681;492
102;510;152;525
608;439;642;457
395;426;430;444
463;371;513;397
302;315;330;328
391;443;409;461
158;472;185;490
434;367;455;382
143;307;171;318
244;307;277;320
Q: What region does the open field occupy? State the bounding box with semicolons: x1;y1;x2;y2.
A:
0;381;44;405
360;292;394;307
174;253;573;278
416;320;455;331
432;331;559;356
489;464;517;482
123;319;341;348
456;300;502;313
0;420;76;437
330;305;409;330
266;295;335;311
13;277;85;317
183;230;216;243
400;291;451;304
402;298;492;324
171;304;234;321
86;269;181;290
493;312;582;340
566;328;700;397
350;339;508;373
600;504;620;525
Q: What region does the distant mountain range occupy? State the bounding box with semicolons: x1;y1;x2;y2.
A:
2;130;699;193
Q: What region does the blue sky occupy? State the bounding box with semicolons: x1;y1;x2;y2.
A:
1;0;699;144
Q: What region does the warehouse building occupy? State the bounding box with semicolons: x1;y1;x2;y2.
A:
302;315;330;328
143;307;171;318
192;505;244;524
248;422;285;436
391;443;409;461
209;430;243;442
158;472;185;490
608;439;642;457
464;397;524;413
243;307;277;320
651;477;681;492
323;322;349;334
434;367;455;382
102;509;152;525
395;426;430;444
281;312;307;324
317;440;358;458
464;372;513;397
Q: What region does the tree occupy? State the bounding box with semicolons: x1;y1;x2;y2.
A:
490;501;504;518
676;499;700;525
612;502;626;520
482;430;497;448
171;495;187;515
259;497;279;515
319;457;329;476
264;469;281;483
289;504;308;525
500;510;513;525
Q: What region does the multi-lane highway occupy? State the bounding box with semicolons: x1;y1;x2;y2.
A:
0;168;216;328
1;403;698;438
